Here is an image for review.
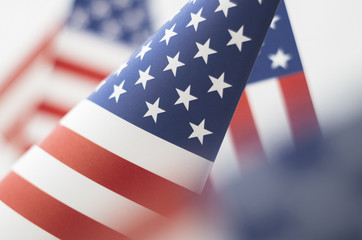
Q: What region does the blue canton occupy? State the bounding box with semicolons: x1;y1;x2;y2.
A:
89;0;280;161
68;0;152;44
248;0;303;83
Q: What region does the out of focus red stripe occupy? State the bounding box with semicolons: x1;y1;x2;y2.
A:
53;57;108;82
3;100;67;152
0;172;128;240
39;125;195;217
37;101;70;117
229;93;266;164
279;72;321;146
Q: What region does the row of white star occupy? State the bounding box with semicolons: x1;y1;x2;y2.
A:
113;21;251;79
114;42;291;94
106;70;231;111
130;23;251;71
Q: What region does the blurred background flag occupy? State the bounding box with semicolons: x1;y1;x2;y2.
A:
0;0;72;166
0;0;280;239
3;0;152;156
210;0;321;190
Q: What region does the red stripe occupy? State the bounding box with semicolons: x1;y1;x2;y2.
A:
39;125;195;217
229;92;266;164
3;101;66;153
0;27;61;99
37;101;70;117
279;72;321;146
53;57;108;82
0;172;128;240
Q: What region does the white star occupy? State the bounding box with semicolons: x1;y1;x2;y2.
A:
135;66;154;89
186;8;206;32
95;79;106;92
189;0;197;3
160;24;177;45
136;40;152;60
109;80;127;103
270;15;280;30
188;119;213;145
194;38;217;64
258;0;262;4
269;49;292;69
114;62;128;76
163;52;185;77
227;25;251;52
175;85;198;111
144;98;165;123
215;0;237;17
208;72;232;98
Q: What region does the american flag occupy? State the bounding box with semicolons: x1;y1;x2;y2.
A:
3;0;151;156
0;0;280;239
211;0;321;188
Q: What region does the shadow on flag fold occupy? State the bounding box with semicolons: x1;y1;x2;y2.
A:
0;0;280;239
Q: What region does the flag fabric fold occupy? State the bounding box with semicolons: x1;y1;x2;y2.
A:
0;0;280;239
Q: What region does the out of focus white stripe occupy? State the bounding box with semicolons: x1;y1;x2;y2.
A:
55;29;134;74
13;146;164;238
0;55;52;133
22;112;60;145
246;79;294;160
0;200;59;240
61;100;213;193
45;67;97;110
210;131;241;191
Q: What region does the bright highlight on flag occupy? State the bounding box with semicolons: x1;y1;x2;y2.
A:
0;0;280;239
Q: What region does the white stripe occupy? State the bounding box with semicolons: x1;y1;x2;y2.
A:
61;100;213;193
0;54;53;132
13;146;165;238
22;111;60;145
45;67;98;110
246;79;294;161
54;29;134;74
210;131;241;191
0;200;58;240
